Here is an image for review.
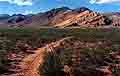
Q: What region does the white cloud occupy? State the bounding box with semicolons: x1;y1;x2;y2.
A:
24;10;33;15
89;0;120;4
0;0;33;6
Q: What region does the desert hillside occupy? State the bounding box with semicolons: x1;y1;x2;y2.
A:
0;28;120;76
0;7;120;28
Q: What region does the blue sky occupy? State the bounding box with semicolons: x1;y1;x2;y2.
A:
0;0;120;15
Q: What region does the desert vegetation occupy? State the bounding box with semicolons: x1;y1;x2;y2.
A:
0;28;120;76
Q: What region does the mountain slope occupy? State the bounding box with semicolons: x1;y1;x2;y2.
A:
31;7;71;27
30;7;111;28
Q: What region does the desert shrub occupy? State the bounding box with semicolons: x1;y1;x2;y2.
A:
39;51;62;76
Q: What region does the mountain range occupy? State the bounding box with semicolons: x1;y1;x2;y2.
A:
0;7;120;28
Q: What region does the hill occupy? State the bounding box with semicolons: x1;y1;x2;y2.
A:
0;7;120;28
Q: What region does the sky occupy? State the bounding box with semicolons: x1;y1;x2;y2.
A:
0;0;120;15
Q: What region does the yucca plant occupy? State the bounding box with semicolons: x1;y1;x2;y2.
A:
39;51;62;76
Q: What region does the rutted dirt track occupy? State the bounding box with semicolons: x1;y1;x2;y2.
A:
2;37;72;76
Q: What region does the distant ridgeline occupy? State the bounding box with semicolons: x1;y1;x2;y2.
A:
1;7;120;28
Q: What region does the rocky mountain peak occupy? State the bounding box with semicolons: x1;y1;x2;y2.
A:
73;7;92;13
